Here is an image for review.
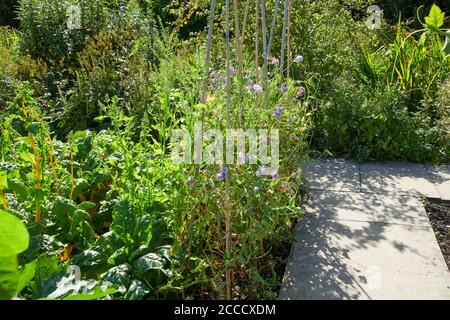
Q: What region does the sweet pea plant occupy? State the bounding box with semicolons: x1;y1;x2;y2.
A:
0;0;311;300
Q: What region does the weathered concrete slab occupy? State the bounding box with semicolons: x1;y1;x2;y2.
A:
426;165;450;200
280;217;450;300
360;161;440;198
304;158;360;192
306;190;430;226
282;159;450;300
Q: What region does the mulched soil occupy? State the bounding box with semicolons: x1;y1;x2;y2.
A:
425;200;450;271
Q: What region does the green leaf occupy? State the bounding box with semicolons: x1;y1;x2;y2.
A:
62;286;116;300
7;179;30;201
77;202;96;211
101;264;131;288
129;244;152;262
32;255;64;298
16;260;37;294
67;209;96;247
0;209;30;257
425;4;445;30
124;280;149;300
132;253;165;276
72;249;104;267
107;246;128;265
0;255;19;300
111;201;153;245
53;197;77;233
0;171;8;190
93;115;108;122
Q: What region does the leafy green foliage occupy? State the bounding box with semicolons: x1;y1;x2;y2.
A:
295;2;449;162
1;0;449;301
0;209;30;299
424;4;445;32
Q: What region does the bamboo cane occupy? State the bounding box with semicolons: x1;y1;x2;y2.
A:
188;0;217;257
280;0;289;78
255;0;260;82
225;0;233;301
233;0;245;126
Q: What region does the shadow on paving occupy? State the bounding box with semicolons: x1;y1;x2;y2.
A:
280;191;444;300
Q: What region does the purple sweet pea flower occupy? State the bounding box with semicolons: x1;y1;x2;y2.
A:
269;57;279;65
257;166;279;178
187;176;194;186
216;167;228;181
256;165;270;177
229;66;236;77
280;84;289;93
271;172;280;179
218;75;226;85
295;86;306;98
274;106;285;120
249;84;263;93
294;55;304;63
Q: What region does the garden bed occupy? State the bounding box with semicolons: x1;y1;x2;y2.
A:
425;200;450;270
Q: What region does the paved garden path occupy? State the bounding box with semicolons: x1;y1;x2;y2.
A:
280;159;450;300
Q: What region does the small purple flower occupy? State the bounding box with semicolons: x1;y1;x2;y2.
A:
295;86;306;98
249;84;263;93
294;55;304;63
216;167;228;181
271;172;280;179
256;165;270;177
269;57;279;65
187;176;194;186
228;66;236;77
274;106;285;120
280;84;289;94
218;75;226;85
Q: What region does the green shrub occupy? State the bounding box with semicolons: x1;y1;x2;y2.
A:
17;0;115;67
313;82;448;162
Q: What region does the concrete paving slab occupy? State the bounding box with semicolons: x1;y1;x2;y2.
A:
283;159;450;300
280;217;450;300
360;161;440;198
306;190;430;226
426;165;450;200
304;158;360;192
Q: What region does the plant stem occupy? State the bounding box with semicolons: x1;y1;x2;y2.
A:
255;0;260;82
29;132;42;222
225;0;233;301
188;0;218;258
201;0;218;104
287;0;291;79
233;0;245;126
241;0;251;45
280;0;289;78
263;0;280;109
261;0;267;78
